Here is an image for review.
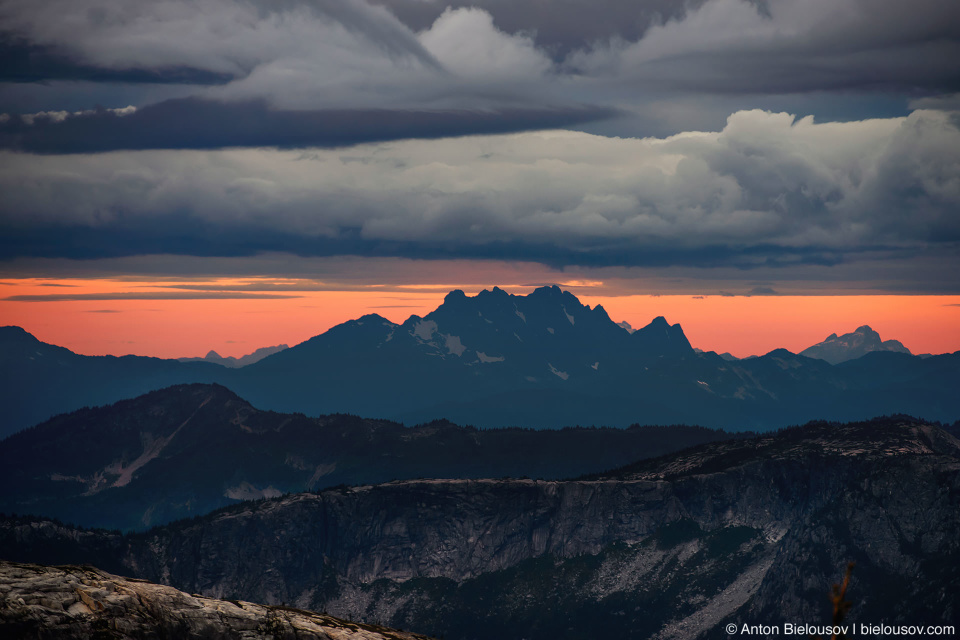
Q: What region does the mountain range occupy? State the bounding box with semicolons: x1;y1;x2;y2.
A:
4;416;957;639
177;344;289;368
0;383;736;531
3;286;959;437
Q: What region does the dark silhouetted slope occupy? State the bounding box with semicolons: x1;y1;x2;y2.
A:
0;325;222;438
0;383;735;530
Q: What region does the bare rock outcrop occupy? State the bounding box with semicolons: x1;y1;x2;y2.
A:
0;560;434;640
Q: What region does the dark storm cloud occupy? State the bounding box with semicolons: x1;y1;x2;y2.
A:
0;218;830;268
2;0;958;130
0;98;616;153
617;44;960;96
590;0;960;96
0;0;440;79
0;40;234;85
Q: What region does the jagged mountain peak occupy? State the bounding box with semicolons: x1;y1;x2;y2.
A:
474;286;509;299
632;315;694;356
442;288;469;305
423;285;600;329
591;303;613;323
800;324;911;365
527;284;588;309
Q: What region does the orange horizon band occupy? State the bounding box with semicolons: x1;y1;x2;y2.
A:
1;278;958;360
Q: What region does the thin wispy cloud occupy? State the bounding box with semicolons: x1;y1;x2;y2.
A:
4;292;302;302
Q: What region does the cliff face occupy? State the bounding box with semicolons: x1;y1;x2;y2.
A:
0;560;434;640
2;418;958;639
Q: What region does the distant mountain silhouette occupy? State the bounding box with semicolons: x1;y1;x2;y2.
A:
800;325;911;364
632;316;693;357
2;287;959;436
0;383;736;531
0;325;221;438
177;344;288;368
696;347;738;361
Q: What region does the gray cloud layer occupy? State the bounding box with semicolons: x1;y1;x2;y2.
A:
2;0;958;145
1;0;958;295
1;109;957;284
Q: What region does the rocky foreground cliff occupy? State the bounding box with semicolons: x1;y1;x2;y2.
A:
0;561;434;640
2;417;959;639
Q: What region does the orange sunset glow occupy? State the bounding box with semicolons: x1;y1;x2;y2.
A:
3;277;958;360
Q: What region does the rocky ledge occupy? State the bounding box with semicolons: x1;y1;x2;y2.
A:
0;560;434;640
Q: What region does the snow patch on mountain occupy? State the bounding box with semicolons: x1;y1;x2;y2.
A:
412;320;438;341
444;334;466;357
548;363;569;380
111;395;211;489
476;351;505;363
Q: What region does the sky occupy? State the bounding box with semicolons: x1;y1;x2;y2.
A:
1;0;959;358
